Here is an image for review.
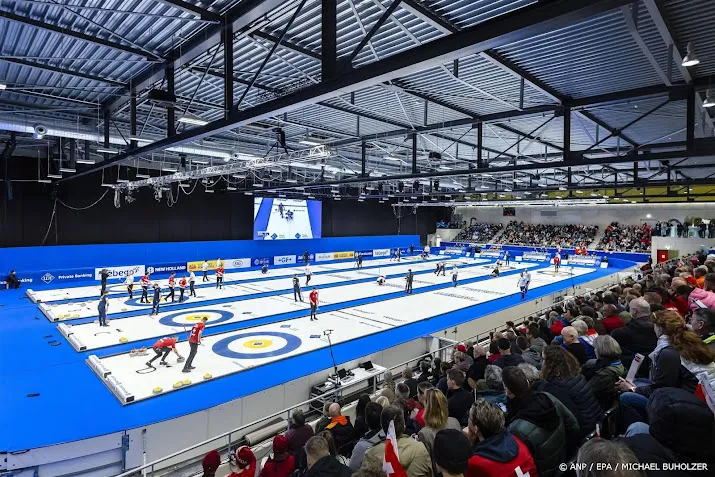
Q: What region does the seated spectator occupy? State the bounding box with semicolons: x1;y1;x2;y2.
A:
315;402;334;434
612;298;657;379
505;331;522;355
260;435;295;477
5;270;20;289
550;309;571;337
479;365;506;406
465;399;537;477
502;366;580;477
561;326;589;365
454;351;471;375
418;388;462;475
517;363;541;388
576;438;644;477
446;369;475;427
414;382;431;427
396;382;410;401
430;358;442;385
325;403;355;457
403;367;418;399
676;284;715;314
516;336;541;368
597;222;652;252
304;436;351;477
538;318;554;344
393;397;421;436
381;370;396;403
363;405;433;477
619;388;715;475
534;346;602;440
571;320;596;360
466;345;489;389
494;338;525;369
616;310;715;428
202;450;221;477
582;335;626;410
286;410;314;458
436;361;452;395
601;304;625;334
349;402;384;471
375;396;390;408
694;265;708;288
317;431;350;467
228;446;256;477
353;394;372;439
526;324;547;356
433;429;471;477
457;344;474;366
487;340;501;364
417;361;432;383
690;307;715;350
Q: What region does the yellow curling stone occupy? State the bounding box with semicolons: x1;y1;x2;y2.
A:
119;337;128;343
152;387;163;394
203;373;213;380
173;381;183;388
182;379;191;385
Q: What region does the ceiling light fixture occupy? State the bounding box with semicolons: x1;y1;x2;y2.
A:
299;140;321;146
193;159;210;165
226;185;236;191
96;147;119;154
704;90;715;108
244;191;253;195
47;173;62;179
76;158;96;165
177;114;209;126
59;167;76;173
682;42;700;67
0;82;6;90
136;172;150;179
558;186;567;191
128;136;153;144
37;178;52;184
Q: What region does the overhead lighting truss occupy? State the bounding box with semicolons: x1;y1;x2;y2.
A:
113;145;332;191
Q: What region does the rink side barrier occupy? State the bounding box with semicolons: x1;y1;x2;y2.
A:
16;235;417;291
439;242;649;264
87;355;134;404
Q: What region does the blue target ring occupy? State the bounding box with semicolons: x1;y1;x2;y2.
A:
159;309;234;327
212;332;302;359
125;295;193;307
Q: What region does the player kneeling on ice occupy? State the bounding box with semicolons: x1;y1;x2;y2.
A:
491;263;501;278
377;275;386;285
146;336;183;367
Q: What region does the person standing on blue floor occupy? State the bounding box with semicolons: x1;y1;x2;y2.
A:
293;274;303;302
202;260;209;282
518;270;531;300
405;269;414;294
452;265;459;287
305;263;312;286
504;251;510;266
189;270;196;297
124;271;134;299
303;250;310;264
357;253;363;269
261;263;268;274
410;244;415;255
151;283;161;316
98;291;109;327
99;268;109;295
165;272;176;302
140;272;151;303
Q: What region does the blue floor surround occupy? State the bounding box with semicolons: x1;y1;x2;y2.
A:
0;258;632;451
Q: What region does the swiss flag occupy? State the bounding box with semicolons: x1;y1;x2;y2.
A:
383;420;408;477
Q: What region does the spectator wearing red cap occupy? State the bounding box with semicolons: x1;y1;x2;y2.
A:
228;446;256;477
260;435;295;477
202;450;221;477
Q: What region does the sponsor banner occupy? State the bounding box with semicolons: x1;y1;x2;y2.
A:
147;263;187;275
252;257;271;267
333;251;355;260
94;265;145;281
297;253;315;264
186;260;222;272
224;258;251;270
373;248;391;258
274;255;297;266
355;250;373;258
315;252;333;262
19;277;33;284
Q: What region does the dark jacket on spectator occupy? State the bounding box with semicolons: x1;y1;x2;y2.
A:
562;342;588;365
581;358;626;409
532;374;602;439
326;416;355;457
494;354;525;369
539;327;554;345
529;337;547;356
286;423;314;458
612;316;657;379
467;355;490;384
478;389;506;406
352;415;368;441
520;349;542;368
634;345;698;398
315;417;331;434
619;388;715;476
304;456;351;477
404;377;418;399
436;376;448;396
506;391;579;477
448;387;475;427
417;371;431;384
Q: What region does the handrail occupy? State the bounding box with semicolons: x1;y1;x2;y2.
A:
115;270;628;477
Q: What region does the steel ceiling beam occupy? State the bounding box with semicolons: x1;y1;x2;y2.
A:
0;10;159;60
105;0;289;112
251;30;321;60
153;0;222;21
62;0;634;182
0;57;127;89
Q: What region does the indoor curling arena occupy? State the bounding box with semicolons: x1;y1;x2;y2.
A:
2;1;715;477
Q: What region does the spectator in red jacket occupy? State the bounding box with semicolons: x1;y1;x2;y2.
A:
228;446;256;477
260;435;295;477
465;399;537;477
601;304;625;334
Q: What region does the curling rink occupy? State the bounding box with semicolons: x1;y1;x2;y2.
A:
60;260;534;352
39;256;486;322
89;264;595;404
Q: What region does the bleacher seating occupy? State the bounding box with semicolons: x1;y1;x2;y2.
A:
495;221;599;248
596;222;653;252
454;222;503;242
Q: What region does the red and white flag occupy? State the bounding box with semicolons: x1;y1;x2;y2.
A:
383;420;407;477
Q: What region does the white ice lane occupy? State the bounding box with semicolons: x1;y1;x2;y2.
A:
27;256;443;303
91;266;596;404
39;256;464;322
61;260;520;351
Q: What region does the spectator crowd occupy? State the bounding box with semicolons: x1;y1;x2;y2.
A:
454;223;504;243
597;222;653;252
495;221;599;249
202;252;715;477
